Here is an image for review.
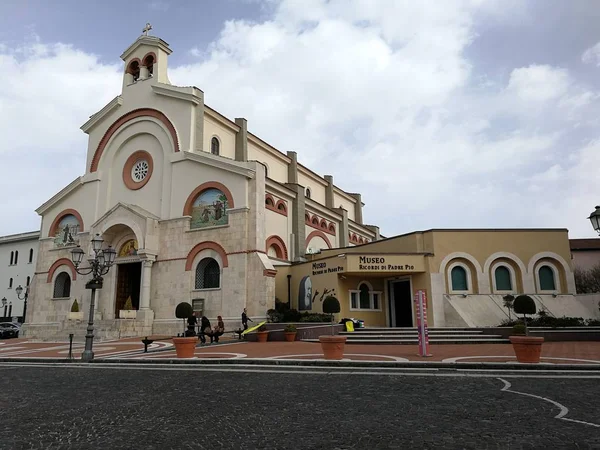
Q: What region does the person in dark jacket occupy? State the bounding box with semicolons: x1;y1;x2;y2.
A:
242;308;253;330
186;313;198;337
199;316;212;344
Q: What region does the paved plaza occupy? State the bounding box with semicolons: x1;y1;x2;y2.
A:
0;363;599;449
2;337;600;366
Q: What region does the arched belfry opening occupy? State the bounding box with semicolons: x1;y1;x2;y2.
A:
120;25;173;90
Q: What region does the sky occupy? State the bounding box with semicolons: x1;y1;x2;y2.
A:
1;0;600;238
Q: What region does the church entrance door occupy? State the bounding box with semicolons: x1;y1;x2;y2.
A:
115;262;141;318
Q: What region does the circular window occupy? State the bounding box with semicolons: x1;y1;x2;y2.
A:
131;160;149;182
123;150;153;190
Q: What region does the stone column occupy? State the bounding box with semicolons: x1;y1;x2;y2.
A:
235;118;248;162
140;65;149;80
137;257;156;321
366;225;380;241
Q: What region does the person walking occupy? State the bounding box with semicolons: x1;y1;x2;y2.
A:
241;308;253;331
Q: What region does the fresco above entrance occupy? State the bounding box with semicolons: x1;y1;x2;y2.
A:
118;239;138;257
190;188;229;229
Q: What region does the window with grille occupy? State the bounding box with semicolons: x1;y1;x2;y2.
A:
451;266;468;291
494;266;512;291
211;137;220;155
53;272;71;298
538;265;556;291
195;258;220;289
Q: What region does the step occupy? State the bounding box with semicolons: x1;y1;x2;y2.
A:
343;334;504;339
301;338;509;345
341;330;484;335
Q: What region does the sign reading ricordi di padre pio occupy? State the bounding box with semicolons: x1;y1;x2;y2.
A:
346;254;426;273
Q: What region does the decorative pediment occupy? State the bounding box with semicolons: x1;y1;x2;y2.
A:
90;202;159;250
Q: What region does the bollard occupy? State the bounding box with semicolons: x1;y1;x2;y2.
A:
68;333;74;360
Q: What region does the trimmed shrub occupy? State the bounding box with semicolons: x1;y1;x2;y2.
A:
513;295;536;316
175;302;193;319
512;323;526;335
322;296;341;314
284;324;297;332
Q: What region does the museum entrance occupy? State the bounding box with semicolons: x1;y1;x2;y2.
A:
389;278;413;327
115;262;141;318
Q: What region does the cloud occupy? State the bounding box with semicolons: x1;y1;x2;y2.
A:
148;1;169;12
582;41;600;66
1;0;599;239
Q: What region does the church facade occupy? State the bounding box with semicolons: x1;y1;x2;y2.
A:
21;31;594;340
22;32;377;339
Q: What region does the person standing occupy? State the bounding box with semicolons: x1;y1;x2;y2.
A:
241;308;253;331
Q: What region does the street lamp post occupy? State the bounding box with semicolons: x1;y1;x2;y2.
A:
70;233;116;362
588;206;600;235
15;285;29;323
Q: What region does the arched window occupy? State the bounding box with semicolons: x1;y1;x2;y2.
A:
349;282;381;310
277;203;286;213
14;251;18;265
53;272;71;298
211;137;220;155
451;266;468;291
143;53;154;77
127;60;140;82
29;248;34;263
195;258;220;289
359;283;370;309
26;276;30;286
494;266;512;291
8;278;13;289
265;197;274;207
9;251;13;265
538;265;556;291
305;188;311;199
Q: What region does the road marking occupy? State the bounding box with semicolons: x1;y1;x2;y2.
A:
498;377;600;428
444;355;600;364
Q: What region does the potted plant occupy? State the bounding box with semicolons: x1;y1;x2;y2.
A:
67;299;83;320
172;302;197;358
284;324;297;342
319;296;346;360
256;324;269;343
509;295;544;363
119;296;137;319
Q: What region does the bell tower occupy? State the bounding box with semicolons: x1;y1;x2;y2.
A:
120;23;173;91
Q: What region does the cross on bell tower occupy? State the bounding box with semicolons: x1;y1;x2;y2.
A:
142;23;152;36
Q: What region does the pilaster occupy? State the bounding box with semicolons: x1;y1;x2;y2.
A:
324;175;334;208
350;193;363;225
235;118;248;162
287;151;298;184
286;183;306;260
335;207;349;247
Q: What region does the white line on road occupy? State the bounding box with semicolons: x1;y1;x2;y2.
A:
498;377;600;428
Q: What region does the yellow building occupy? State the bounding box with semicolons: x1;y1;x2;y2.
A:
275;229;589;327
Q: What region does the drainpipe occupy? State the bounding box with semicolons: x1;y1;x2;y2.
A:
287;274;292;308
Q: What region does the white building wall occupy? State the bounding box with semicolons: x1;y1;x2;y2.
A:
0;232;39;318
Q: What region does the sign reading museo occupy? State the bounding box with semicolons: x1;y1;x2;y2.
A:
357;256;415;271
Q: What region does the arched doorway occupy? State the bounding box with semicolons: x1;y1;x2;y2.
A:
103;224;142;318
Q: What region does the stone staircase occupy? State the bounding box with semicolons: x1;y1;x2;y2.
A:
302;327;509;345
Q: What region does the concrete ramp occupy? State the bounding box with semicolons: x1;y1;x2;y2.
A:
444;293;599;327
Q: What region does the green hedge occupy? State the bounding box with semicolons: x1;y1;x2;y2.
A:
267;300;333;323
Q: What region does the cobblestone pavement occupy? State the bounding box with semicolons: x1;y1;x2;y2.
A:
1;365;599;449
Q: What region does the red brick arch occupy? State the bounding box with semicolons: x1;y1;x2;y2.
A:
46;258;77;283
48;209;84;237
275;200;287;214
90;108;179;172
266;235;288;260
183;182;235;217
126;58;141;75
142;52;156;66
306;230;332;249
185;241;229;271
265;194;275;207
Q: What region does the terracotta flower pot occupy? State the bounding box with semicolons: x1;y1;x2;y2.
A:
257;331;269;342
172;336;197;358
509;335;544;363
284;332;297;342
319;335;347;360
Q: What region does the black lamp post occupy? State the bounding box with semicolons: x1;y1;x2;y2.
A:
15;285;28;323
70;233;116;362
588;206;600;235
1;298;6;318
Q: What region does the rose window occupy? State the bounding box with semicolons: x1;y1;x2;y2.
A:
131;160;149;182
